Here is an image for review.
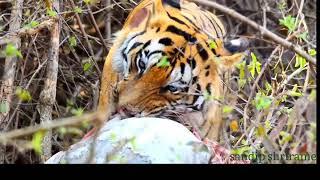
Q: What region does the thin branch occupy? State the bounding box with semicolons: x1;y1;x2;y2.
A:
190;0;316;65
0;19;56;45
0;112;106;142
105;0;112;40
38;0;60;161
68;0;101;76
0;0;24;163
86;3;109;51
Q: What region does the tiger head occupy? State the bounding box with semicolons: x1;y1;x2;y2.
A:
109;0;248;118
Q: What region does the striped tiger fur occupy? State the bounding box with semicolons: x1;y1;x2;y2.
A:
98;0;248;141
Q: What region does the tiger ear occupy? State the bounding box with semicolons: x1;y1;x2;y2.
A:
123;0;172;29
125;7;151;29
122;0;156;29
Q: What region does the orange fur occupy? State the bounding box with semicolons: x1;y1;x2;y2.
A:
98;0;247;141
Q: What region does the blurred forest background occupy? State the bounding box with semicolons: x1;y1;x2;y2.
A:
0;0;317;164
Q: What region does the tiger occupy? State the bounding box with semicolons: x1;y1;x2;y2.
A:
97;0;248;141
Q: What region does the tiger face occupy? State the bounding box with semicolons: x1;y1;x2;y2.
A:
99;0;248;140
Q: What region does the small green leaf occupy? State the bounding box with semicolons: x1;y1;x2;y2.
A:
265;82;272;94
248;52;261;77
4;43;23;58
208;39;217;50
231;146;252;155
156;56;170;67
0;101;9;113
265;119;272;131
69;128;81;135
279;15;297;33
73;6;83;14
46;9;57;17
289;84;303;97
256;125;266;137
25;20;40;29
223;105;233;114
32;130;46;155
68;36;77;47
236;61;246;88
277;1;287;10
15;87;32;102
297;32;308;42
83;62;93;72
83;0;91;4
57;127;67;136
71;108;84;116
254;92;272;110
295;55;307;69
308;49;316;56
279;131;292;144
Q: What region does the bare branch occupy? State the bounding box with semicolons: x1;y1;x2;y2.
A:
0;19;56;45
0;0;24;163
190;0;316;65
38;0;60;161
68;0;101;76
0;112;106;142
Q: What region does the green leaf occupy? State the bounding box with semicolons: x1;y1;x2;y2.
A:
208;39;217;50
57;127;67;136
68;36;77;47
277;1;287;10
254;92;272;110
0;101;9;113
71;108;84;116
265;119;272;131
265;82;272;94
25;20;40;29
223;105;233;114
46;9;57;17
15;87;32;102
256;125;266;137
297;32;308;42
73;6;83;14
32;130;46;155
236;61;246;88
308;49;316;56
231;146;252;155
279;131;292;144
279;15;297;33
83;0;91;4
156;56;170;67
295;55;307;69
248;52;261;77
83;62;93;72
4;43;23;58
58;127;83;136
289;84;303;97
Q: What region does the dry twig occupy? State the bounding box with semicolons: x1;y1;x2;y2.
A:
190;0;316;65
